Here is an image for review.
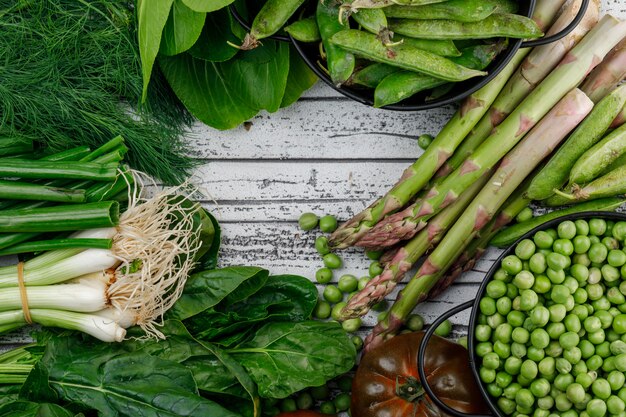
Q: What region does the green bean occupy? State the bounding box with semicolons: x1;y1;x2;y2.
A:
317;1;355;85
352;8;387;34
285;16;321;42
383;0;517;23
388;13;543;40
329;29;486;82
243;0;306;48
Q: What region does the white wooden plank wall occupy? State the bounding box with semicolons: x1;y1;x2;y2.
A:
1;2;625;349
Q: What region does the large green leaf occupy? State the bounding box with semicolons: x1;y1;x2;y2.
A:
160;0;206;56
229;321;357;398
168;267;269;320
159;53;258;130
0;402;76;417
182;0;234;13
188;8;239;62
281;49;318;108
194;209;221;270
137;0;175;101
26;337;238;417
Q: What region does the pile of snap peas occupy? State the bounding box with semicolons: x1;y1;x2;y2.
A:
477;217;626;417
242;0;543;107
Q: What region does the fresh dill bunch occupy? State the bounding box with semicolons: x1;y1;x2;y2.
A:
0;0;195;184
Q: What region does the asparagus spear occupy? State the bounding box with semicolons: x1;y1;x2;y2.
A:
532;0;568;30
435;0;599;178
580;38;626;103
357;17;626;249
340;169;490;319
365;89;594;349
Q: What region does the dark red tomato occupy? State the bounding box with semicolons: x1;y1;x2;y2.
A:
352;332;489;417
276;412;334;417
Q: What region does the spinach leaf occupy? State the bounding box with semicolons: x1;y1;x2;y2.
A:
160;0;206;56
182;0;234;13
189;8;240;63
0;401;76;417
196;209;221;270
229;321;357;398
137;0;175;101
281;49;318;108
23;336;238;417
168;266;269;320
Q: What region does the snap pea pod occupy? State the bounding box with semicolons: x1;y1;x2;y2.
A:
374;41;506;107
349;63;400;88
389;13;543;40
384;0;518;23
352;8;387;34
240;0;307;49
549;165;626;206
329;29;486;82
399;37;461;56
318;0;356;85
490;198;626;248
601;152;626;176
526;84;626;200
285;17;321;42
570;123;626;185
348;0;445;9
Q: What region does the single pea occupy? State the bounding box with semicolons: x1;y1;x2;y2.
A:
483;352;501;370
476;342;493;357
573;287;588;304
495;323;513;344
296;392;314;410
603;236;620;250
589;242;609;264
315;236;331;255
417;133;434;150
527;346;545;362
457;336;468;349
508;310;526;327
551;284;570;304
503;382;522;399
534;231;555;249
521;360;538;379
369;261;383;277
616;353;626;372
592;378;612;400
608;249;626;267
406;314;425;332
612;340;626;355
331;302;347;321
372;300;388;312
351;335;363;351
435;319;452;337
531;328;550;349
533;274;552;294
475;324;492;342
488;313;505;329
564;346;582;364
506;283;519;299
333;392;351;412
554;238;574;256
613;221;626;241
298;212;318;231
498;397;516;415
571;264;590;284
587;398;607;417
603;356;617;373
560;332;580;350
479;367;496;383
280;398;297;412
608;395;626;415
502;255;524;275
564;314;582;333
547;322;566;339
537;396;554;410
504;356;522;375
319;401;336;415
587;354;604;371
511;327;529;344
314;300;332;319
572;304;589;321
529;253;547;274
315;268;333;284
494;268;510;281
486;382;502;398
515;388;535;409
537;356;555;376
566;383;586;404
516;207;534;223
613;314;626;335
554;373;575;391
342;317;362;333
573;252;592;266
555;393;573;412
310;384;330;400
530;378;551;398
549;304;567;322
516;239;537;260
497;297;512;315
558;220;577;239
480;297;497;316
319;215;338;233
323;253;342;269
546;341;564;358
595;309;614;328
496;371;513;388
602;264;621;282
547;268;566;284
609;370;626;391
608;287;626;305
587;283;604;300
547;252;569;271
338;274;358;293
520;289;539;311
577;372;594;390
357;276;371;291
590;219;608;236
574;219;590;235
511;342;527;358
589;329;607;345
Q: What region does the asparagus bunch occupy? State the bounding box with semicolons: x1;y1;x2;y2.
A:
365;88;594;349
357;15;626;250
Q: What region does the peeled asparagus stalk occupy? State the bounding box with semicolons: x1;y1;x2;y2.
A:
339;170;490;319
581;38;626;103
532;0;568;30
364;89;594;349
435;0;600;178
357;16;626;249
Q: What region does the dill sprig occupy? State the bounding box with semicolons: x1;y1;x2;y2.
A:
0;0;195;184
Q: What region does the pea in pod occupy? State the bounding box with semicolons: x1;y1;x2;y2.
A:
569;123;626;185
389;13;544;40
384;0;518;23
490;198;626;248
329;29;486;82
317;0;356;85
285;17;321;42
526;84;626;201
239;0;307;49
352;8;388;34
547;164;626;207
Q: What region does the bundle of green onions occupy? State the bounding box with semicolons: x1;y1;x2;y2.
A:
0;136;205;342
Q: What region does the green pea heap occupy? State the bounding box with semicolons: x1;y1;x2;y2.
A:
476;218;626;417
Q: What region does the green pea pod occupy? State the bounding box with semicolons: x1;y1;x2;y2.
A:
389;13;543;40
601;152;626;176
570;123;626;185
548;164;626;207
391;0;451;5
350;0;445;9
527;85;626;201
285;17;321;42
352;8;387;34
242;0;307;49
373;41;506;107
349;63;400;88
400;37;461;57
384;0;518;23
490;198;626;248
317;0;356;85
329;29;486;82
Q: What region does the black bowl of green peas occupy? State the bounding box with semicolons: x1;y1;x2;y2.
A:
231;0;590;110
417;211;626;417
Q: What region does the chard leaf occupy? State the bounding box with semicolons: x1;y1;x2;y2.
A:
0;401;76;417
138;0;175;101
168;267;269;320
182;0;234;13
281;49;318;108
28;336;238;417
160;0;206;56
188;8;240;63
229;321;356;398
